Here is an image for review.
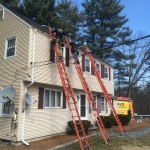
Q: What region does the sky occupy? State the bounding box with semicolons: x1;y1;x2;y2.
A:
76;0;150;35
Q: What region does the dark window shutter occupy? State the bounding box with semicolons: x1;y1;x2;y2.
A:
101;64;104;78
97;95;101;113
38;87;44;109
109;68;111;81
106;100;108;113
91;61;95;75
63;90;66;109
89;103;92;113
82;55;85;72
50;41;55;62
66;48;69;67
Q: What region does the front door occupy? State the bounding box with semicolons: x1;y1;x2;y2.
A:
79;94;87;120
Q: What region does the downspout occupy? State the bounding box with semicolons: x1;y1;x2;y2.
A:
22;29;37;146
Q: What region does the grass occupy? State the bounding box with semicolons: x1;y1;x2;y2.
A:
59;134;150;150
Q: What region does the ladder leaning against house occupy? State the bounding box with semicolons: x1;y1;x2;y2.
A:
65;37;110;144
83;46;125;134
48;28;90;150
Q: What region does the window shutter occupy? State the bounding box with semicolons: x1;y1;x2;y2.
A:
109;68;111;81
38;87;44;109
66;48;69;67
89;103;92;113
106;101;108;113
97;95;101;113
82;55;85;72
91;61;95;75
50;41;55;62
63;90;66;109
101;64;104;78
0;9;4;20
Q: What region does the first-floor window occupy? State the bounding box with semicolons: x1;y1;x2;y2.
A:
101;96;105;112
0;101;11;116
44;89;62;108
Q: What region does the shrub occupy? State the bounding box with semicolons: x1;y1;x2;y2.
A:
110;114;131;126
68;120;91;134
95;116;113;128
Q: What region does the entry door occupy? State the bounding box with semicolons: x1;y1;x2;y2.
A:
80;94;87;120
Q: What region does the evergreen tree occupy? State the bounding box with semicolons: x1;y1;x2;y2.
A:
55;0;81;40
81;0;132;59
0;0;20;9
21;0;57;27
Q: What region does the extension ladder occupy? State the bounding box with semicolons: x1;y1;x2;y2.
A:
65;37;109;144
83;46;125;134
48;28;90;150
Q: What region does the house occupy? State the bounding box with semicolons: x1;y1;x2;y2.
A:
0;4;114;143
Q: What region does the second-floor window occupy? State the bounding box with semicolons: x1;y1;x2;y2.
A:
85;58;91;73
44;89;62;108
104;67;108;79
5;37;16;58
0;8;4;20
96;63;100;73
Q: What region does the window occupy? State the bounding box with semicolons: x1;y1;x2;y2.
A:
101;96;105;112
96;63;100;73
0;8;4;20
5;37;16;58
85;58;91;73
2;102;11;115
44;89;62;108
93;95;97;107
104;67;108;79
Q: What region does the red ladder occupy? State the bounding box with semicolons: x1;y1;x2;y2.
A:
48;29;90;150
65;37;109;144
83;46;125;134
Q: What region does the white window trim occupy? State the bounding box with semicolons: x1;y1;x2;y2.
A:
44;88;63;109
100;95;106;113
104;66;109;79
85;57;91;74
96;62;101;74
79;92;88;120
0;87;11;117
0;8;4;20
4;36;17;59
93;94;97;108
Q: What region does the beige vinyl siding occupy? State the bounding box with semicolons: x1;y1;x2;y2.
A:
18;84;72;140
0;8;30;140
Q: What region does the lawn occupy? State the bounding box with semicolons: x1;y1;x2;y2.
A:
59;134;150;150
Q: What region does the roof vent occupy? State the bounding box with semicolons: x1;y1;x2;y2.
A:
0;8;4;20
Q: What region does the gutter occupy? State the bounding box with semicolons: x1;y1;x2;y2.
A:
22;29;37;146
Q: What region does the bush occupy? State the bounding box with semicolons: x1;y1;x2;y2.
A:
110;113;131;126
68;120;91;134
95;116;113;128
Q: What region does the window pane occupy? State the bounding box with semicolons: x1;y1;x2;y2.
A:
56;91;61;107
8;39;15;48
85;59;90;72
101;103;104;111
86;66;90;72
81;106;86;117
2;102;11;115
7;48;15;57
50;91;55;107
44;90;50;107
6;37;16;57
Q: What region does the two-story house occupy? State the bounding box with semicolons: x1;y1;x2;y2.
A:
0;4;114;143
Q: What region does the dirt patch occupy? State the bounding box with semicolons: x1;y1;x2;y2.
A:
121;145;150;150
0;119;149;150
